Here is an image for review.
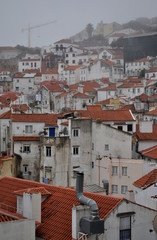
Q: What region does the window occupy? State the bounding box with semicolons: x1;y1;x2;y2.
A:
17;79;19;83
72;60;75;64
127;124;133;132
92;143;94;150
112;166;118;175
72;146;79;155
34;62;36;67
45;166;52;180
118;126;123;131
121;185;128;194
23;164;28;173
66;54;68;57
16;87;19;91
120;216;131;240
122;167;127;176
29;79;31;82
112;184;118;194
23;145;31;153
72;53;75;57
46;146;51;157
25;125;33;133
105;144;109;151
72;129;80;137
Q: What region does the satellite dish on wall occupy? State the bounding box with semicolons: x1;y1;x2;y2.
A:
153;215;157;233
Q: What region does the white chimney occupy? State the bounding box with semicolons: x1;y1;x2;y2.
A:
23;193;41;222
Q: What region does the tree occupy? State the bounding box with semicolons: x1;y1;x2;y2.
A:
86;23;94;39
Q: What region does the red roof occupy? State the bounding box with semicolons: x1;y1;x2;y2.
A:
73;92;91;99
41;82;64;93
11;104;29;112
11;113;59;126
102;59;115;66
120;104;136;113
64;65;80;71
14;187;51;196
0;176;123;239
145;108;157;116
140;145;157;160
43;68;58;74
0;208;25;222
0;92;20;104
0;110;11;119
13;136;40;141
133;169;157;189
123;78;142;84
79;105;135;122
118;83;144;88
135;57;149;62
98;84;116;91
135;93;149;102
136;125;157;141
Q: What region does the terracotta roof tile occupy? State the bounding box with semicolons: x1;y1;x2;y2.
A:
73;92;91;99
14;187;51;196
64;65;80;71
133;169;157;189
13;136;40;141
11;113;60;126
140;145;157;160
0;110;11;119
79;105;135;122
55;39;72;44
136;125;157;141
98;84;116;91
145;108;157;116
118;83;144;88
0;176;123;240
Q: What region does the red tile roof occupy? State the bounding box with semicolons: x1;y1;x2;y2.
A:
135;93;149;102
11;113;59;126
14;187;51;196
41;82;64;93
11;104;29;112
102;59;115;66
13;136;40;141
118;83;144;88
136;125;157;141
73;92;91;99
0;92;20;104
64;65;80;71
0;208;25;222
0;110;11;119
43;68;58;74
0;176;123;239
133;169;157;189
79;105;135;122
98;84;116;91
120;104;136;113
140;145;157;160
145;108;157;116
135;57;149;62
123;78;142;84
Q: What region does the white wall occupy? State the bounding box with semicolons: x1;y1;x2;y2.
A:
0;219;35;240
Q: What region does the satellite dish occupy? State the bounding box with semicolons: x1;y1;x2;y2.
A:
153;215;157;233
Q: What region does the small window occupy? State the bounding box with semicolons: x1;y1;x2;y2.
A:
34;63;36;67
112;184;118;194
127;124;133;132
121;185;128;194
16;87;19;92
72;60;75;64
112;166;118;175
92;143;94;150
122;167;127;176
23;164;28;173
105;144;109;151
25;125;33;133
31;63;33;67
17;79;19;83
72;146;79;155
66;54;68;57
23;145;31;153
120;216;131;240
46;146;51;157
72;129;80;137
118;126;123;131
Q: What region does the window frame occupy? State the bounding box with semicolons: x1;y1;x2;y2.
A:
72;146;80;156
112;166;118;176
122;167;127;176
46;146;51;157
25;125;33;133
23;145;31;153
121;185;128;194
120;216;131;240
72;128;80;137
112;184;118;194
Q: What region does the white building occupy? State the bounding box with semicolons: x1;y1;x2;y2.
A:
18;54;42;72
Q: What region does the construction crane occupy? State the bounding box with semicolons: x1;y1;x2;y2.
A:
21;20;56;48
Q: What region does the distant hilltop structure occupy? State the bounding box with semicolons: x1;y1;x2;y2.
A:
93;21;122;37
71;21;122;42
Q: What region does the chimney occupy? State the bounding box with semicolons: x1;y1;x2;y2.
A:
75;171;104;235
23;192;41;222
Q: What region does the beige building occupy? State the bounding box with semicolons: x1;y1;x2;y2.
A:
95;156;143;197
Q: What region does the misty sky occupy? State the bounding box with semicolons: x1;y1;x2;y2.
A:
1;0;157;48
